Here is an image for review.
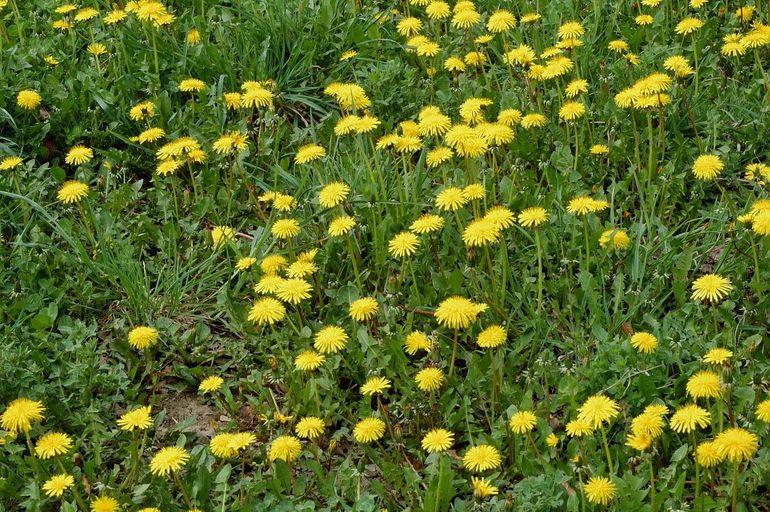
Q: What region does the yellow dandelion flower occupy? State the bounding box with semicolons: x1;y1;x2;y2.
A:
451;8;480;29
421;428;454;452
35;432;73;459
272;219;301;239
314;326;348;354
509;411;537;434
565;418;593;437
179;78;206;92
349;297;378;321
17;90;42;110
462;219;500;247
696;440;723;467
670;404;710;433
476;325;506;348
691;274;733;303
128;326;158;350
199;376;224;394
388;231;420;258
415;367;444;392
591;144;609;155
319;182;350;208
577;395;620;428
487;10;516;33
353;417;385;443
90;496;119;512
635;14;654;25
295;144;326;164
65;145;94;166
630;332;658;353
520;113;546;129
703;347;733;365
294;350;325;371
584;477;616;505
57;181;89;204
260;255;287;275
471;476;499;497
248;297;286;325
0;156;23;171
295;417;325;439
435;296;486;329
559;101;586;122
186;28;201;44
117;406;152;431
43;474;74;498
404;331;431;355
599;228;631;251
269;435;302;462
328;216;356;237
462;444;501;472
361;376;391;396
410;214;445;234
518;207;548;228
692;154;724;181
714;427;759;462
275;278;312;304
755;399;770;422
484;206;516;230
149;446;190;477
235;257;257;271
675;17;703;35
686;371;722;399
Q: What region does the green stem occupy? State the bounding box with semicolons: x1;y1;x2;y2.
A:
601;427;614;474
693;36;700;95
535;229;543;313
489;350;497;417
526;431;543;462
151;27;160;82
582;216;591;270
649;457;656;512
448;330;459;377
346;235;363;290
433;457;444;512
9;0;23;45
750;236;761;285
753;48;769;93
173;470;192;508
646;112;655;197
57;459;87;511
692;432;701;511
572;122;579;175
731;462;739;512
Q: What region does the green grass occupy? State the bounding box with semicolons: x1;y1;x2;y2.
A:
1;0;770;510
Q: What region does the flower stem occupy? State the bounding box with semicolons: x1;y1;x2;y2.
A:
692;431;701;511
433;456;444;512
173;471;192;508
754;48;769;93
535;229;544;312
448;330;459;377
731;462;740;512
489;350;497;416
526;431;543;462
346;235;363;290
601;427;614;474
649;457;656;512
582;216;591;270
572;122;579;174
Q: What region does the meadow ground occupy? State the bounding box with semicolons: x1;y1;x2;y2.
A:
1;0;770;510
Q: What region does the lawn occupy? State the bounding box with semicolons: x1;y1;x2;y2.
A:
1;0;770;510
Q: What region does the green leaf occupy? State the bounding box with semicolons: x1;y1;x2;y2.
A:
670;444;690;463
30;312;53;331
